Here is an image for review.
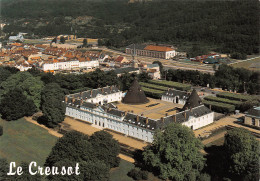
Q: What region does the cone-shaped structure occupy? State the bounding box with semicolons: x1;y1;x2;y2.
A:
182;89;202;110
122;79;149;104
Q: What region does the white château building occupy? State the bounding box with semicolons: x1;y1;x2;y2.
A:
65;83;214;142
161;88;189;105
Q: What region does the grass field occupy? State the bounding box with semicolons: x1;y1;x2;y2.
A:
231;57;260;71
0;118;58;166
110;159;135;181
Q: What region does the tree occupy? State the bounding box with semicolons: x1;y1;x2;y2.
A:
89;130;120;168
138;72;152;82
51;37;57;44
142;123;205;181
45;131;110;181
223;128;259;181
79;160;110;181
119;72;136;91
0;88;36;121
187;45;209;58
60;36;65;44
27;66;42;77
11;162;42;181
41;83;66;127
0;67;12;84
0;125;3;136
230;52;247;60
0;72;44;109
83;38;87;47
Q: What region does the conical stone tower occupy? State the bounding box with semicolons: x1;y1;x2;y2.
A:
182;89;202;110
122;79;149;104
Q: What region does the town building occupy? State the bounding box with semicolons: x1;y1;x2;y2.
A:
65;81;214;142
126;44;177;59
161;88;189;105
9;33;25;42
42;59;99;72
244;107;260;127
143;64;161;80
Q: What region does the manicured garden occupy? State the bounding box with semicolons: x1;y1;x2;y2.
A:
141;87;164;99
0;118;58;166
149;80;191;91
140;82;169;91
203;92;259;114
204;96;242;109
203;100;235;113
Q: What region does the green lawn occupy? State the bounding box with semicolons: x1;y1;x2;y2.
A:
110;159;135;181
0;118;58;166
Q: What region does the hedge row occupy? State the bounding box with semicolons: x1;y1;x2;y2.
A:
149;80;191;91
203;100;235;113
142;87;164;99
216;92;257;102
204;96;242;109
140;82;168;91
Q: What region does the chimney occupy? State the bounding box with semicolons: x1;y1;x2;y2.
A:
65;96;68;102
110;86;113;91
91;89;93;96
174;115;177;122
161;117;164;123
80;92;83;97
72;97;75;103
165;113;168;116
146;117;149;124
80;99;83;105
102;88;104;92
184;112;187;119
141;113;144;116
209;104;212;110
136;115;139;122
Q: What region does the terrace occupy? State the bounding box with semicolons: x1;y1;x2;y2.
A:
115;98;183;120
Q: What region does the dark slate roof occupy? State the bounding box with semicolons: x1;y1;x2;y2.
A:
69;86;120;100
106;108;125;117
113;67;139;74
156;105;212;129
124;113;157;130
245;107;260;118
162;89;189;99
122;79;149;104
82;101;97;109
182;89;202;111
126;44;147;50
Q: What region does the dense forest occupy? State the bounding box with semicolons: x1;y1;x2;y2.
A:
1;0;259;55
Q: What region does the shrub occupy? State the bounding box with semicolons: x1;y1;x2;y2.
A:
203;100;235;113
0;125;3;136
128;168;148;180
149;80;191;91
141;87;164;99
140;82;168;91
216;92;256;102
204;96;242;109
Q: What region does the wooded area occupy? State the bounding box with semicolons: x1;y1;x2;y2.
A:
2;0;259;55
